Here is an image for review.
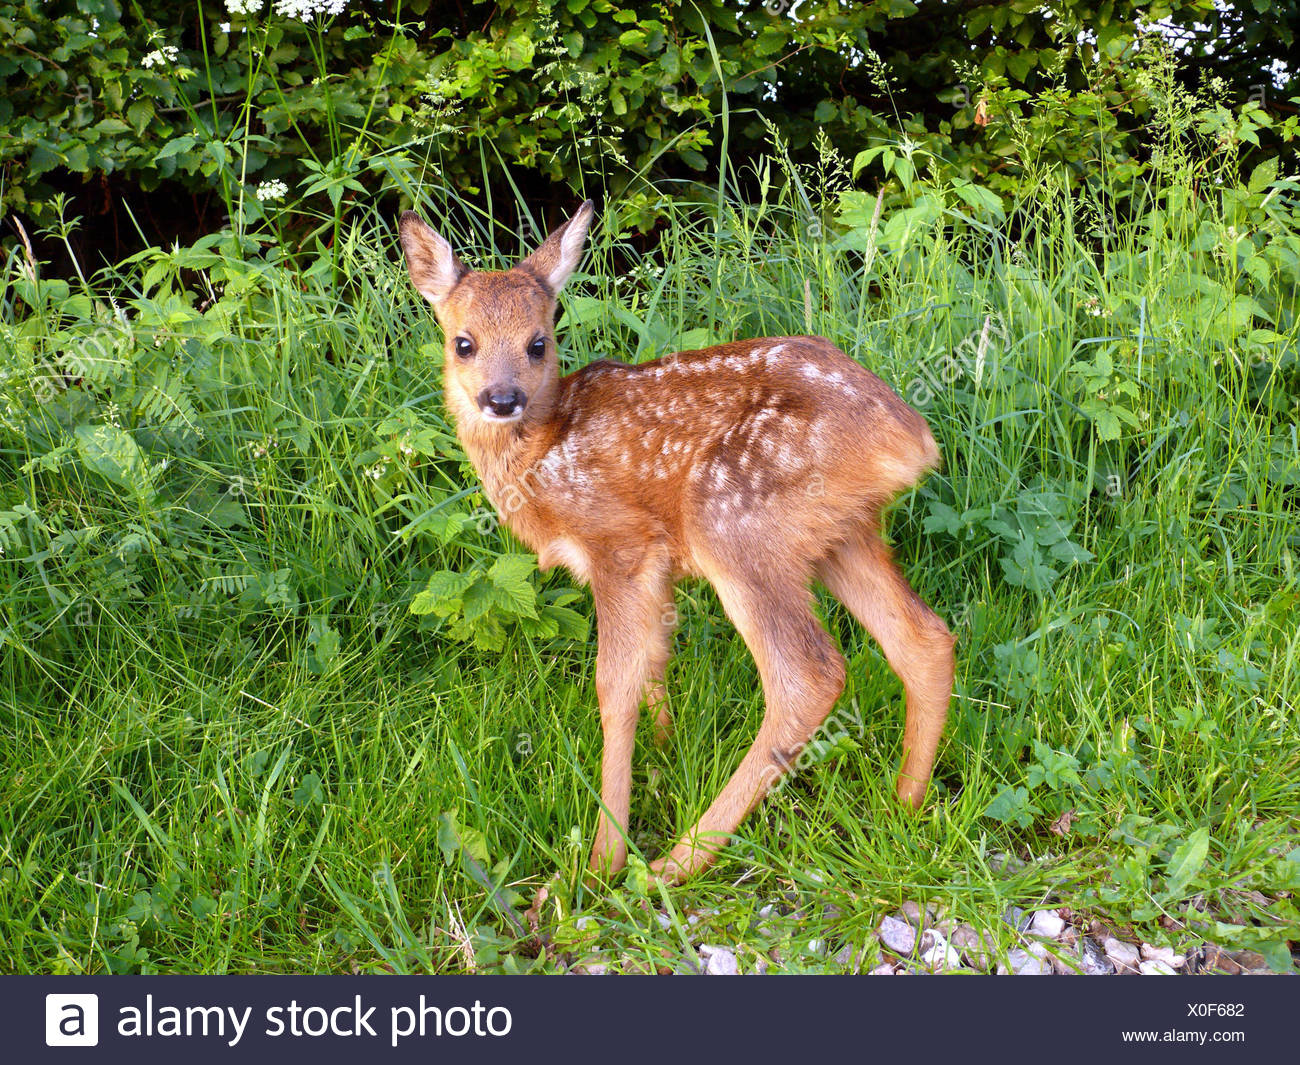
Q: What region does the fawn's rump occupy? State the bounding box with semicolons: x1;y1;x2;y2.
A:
674;342;938;575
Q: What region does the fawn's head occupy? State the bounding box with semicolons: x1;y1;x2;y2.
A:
400;201;594;429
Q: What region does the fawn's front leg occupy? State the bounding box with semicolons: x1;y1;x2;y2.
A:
587;561;673;876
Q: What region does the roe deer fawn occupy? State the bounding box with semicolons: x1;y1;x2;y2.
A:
399;200;955;884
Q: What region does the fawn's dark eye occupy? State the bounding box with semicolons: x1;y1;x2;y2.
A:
454;337;474;359
527;337;546;362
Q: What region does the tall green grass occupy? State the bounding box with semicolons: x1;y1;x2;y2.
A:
1;115;1297;973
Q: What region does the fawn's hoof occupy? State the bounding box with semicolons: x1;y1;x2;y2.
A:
649;840;718;885
586;837;627;885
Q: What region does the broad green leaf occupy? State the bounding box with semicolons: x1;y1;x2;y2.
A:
437;810;490;867
1248;155;1279;194
409;569;474;615
487;554;539;619
541;603;590;641
73;423;155;501
154;135;197;162
1165;826;1210;897
1259;939;1295;974
983;785;1040;829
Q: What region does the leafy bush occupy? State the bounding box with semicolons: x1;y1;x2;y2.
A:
3;0;1296;256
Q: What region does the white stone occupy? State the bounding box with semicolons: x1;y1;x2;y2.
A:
1030;911;1066;938
921;932;962;972
1007;947;1053;975
1140;943;1183;968
1103;937;1141;971
878;915;917;955
950;925;994;969
1139;959;1177;976
899;900;932;929
699;944;739;975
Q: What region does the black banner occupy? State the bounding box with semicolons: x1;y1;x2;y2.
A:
8;974;1291;1063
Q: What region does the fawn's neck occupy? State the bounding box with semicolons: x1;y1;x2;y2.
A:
453;385;563;545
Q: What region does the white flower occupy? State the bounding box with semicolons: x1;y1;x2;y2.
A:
255;179;289;202
225;0;264;13
274;0;348;21
141;45;181;69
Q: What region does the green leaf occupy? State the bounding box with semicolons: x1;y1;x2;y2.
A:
306;616;341;674
154;135;197;162
984;785;1040;828
1164;826;1210;897
487;554;539;619
540;603;590;641
923;500;962;537
452;580;491;625
409;569;474;615
679;148;708;171
469;612;507;651
73;423;156;501
1248;155;1279;195
999;537;1058;592
437;810;490;866
1091;405;1122;441
1049;539;1094;566
63;141;90;172
1259;939;1296;974
293;773;324;808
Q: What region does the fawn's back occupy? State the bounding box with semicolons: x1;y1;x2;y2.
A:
515;336;939;585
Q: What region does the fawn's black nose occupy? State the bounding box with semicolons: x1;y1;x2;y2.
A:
479;386;527;419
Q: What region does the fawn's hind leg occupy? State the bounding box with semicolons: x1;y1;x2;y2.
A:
650;569;846;883
644;586;678;746
817;527;954;809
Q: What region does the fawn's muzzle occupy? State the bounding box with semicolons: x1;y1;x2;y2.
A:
479;386;527;420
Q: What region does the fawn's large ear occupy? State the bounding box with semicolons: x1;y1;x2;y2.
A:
399;211;468;307
519;199;595;295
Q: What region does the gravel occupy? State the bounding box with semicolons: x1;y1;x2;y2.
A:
1029;911;1066;939
878;915;918;955
1003;945;1053;975
920;931;962;972
950;925;995;969
1103;936;1142;973
1079;937;1116;975
636;899;1288;977
699;944;739;975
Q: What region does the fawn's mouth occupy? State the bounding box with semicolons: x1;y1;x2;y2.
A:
477;385;528;422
